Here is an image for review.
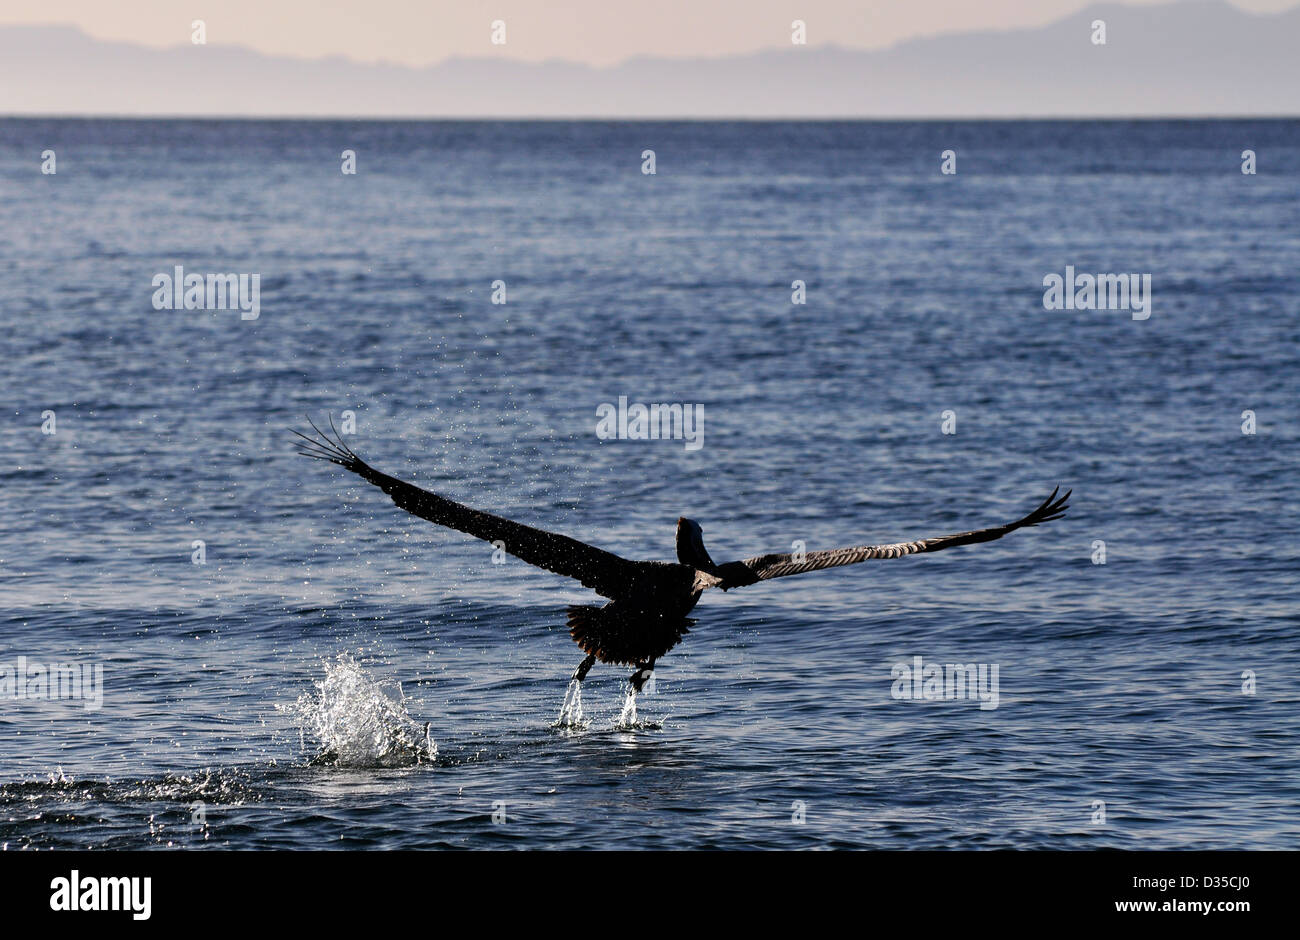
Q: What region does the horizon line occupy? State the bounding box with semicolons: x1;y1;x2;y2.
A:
4;113;1298;122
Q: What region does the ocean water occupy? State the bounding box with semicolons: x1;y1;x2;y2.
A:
1;119;1297;849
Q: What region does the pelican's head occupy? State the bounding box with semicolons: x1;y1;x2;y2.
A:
676;517;718;572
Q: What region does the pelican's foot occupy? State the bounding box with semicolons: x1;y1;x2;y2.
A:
628;662;655;694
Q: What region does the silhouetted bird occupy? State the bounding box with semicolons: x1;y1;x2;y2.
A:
293;419;1069;694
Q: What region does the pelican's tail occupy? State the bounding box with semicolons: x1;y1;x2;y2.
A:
566;604;693;667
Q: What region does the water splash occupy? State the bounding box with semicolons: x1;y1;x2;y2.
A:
285;654;436;768
615;687;639;729
552;678;590;730
613;685;663;731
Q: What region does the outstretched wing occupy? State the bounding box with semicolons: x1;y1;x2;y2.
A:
292;418;635;599
715;488;1070;588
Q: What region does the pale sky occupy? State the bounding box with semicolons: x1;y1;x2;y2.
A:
4;0;1295;66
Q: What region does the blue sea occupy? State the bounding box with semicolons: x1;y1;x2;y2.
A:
1;119;1297;849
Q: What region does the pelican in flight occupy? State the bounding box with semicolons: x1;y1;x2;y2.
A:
293;420;1069;695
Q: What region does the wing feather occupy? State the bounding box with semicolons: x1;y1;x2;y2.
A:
292;419;633;599
715;488;1070;588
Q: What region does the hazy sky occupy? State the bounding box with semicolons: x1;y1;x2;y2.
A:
5;0;1295;66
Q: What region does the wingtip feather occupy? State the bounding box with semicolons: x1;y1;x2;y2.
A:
290;414;367;471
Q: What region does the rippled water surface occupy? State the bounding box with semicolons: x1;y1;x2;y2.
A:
2;119;1298;849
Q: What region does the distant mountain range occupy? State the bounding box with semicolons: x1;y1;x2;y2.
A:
3;1;1297;117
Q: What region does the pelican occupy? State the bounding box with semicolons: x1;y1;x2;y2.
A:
292;420;1069;694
